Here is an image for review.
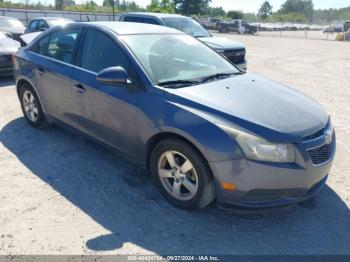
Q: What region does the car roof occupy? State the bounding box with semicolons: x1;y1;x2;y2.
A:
84;21;184;35
122;12;189;19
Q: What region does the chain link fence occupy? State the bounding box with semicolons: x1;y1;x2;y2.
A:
203;19;347;41
0;8;120;24
254;22;342;41
1;9;347;41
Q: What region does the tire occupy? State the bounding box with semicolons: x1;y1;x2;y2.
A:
150;139;216;210
19;83;49;128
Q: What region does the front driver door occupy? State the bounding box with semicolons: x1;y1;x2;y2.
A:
70;28;139;157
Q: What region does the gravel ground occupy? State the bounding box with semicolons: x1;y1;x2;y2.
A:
0;34;349;255
256;30;342;41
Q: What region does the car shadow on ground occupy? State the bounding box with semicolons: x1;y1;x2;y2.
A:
1;117;350;255
0;77;14;88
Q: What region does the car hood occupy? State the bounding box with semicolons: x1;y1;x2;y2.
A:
164;74;328;143
0;38;20;53
0;26;25;35
198;36;245;50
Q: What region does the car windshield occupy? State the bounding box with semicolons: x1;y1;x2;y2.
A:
122;34;239;86
163;18;211;38
0;18;24;28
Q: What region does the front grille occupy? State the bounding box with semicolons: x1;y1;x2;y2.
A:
0;55;13;68
224;49;245;64
308;133;335;165
243;188;304;203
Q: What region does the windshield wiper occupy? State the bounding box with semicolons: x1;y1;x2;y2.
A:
199;72;242;83
158;79;199;88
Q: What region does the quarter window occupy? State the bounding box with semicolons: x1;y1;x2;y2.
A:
79;29;130;73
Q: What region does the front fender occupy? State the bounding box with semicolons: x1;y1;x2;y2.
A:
138;92;244;163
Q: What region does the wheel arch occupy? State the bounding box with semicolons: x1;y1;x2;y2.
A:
144;132;214;180
16;77;47;115
16;78;31;96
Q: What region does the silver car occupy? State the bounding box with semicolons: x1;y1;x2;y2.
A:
0;32;20;76
0;16;25;41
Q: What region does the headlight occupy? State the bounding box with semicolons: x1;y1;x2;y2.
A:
218;124;295;163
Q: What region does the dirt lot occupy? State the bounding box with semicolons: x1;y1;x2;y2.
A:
257;30;341;41
0;34;350;255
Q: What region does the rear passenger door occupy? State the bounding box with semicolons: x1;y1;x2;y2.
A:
31;27;82;123
70;28;139;156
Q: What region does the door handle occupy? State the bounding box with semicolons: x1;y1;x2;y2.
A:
73;83;87;94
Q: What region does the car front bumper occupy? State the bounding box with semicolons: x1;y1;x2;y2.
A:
209;132;335;208
0;55;14;77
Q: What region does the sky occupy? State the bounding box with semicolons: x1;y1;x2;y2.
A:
96;0;350;13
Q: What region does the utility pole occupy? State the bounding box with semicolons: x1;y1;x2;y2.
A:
112;0;115;21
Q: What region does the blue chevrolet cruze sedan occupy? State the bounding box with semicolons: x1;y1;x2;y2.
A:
14;22;336;209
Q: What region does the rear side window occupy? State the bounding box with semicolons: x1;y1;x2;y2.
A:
124;16;144;23
79;29;130;73
47;28;80;64
144;18;160;25
28;20;39;31
38;20;49;31
123;16;160;25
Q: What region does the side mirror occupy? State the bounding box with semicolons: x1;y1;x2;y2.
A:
96;66;129;85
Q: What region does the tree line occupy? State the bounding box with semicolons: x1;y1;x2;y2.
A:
0;0;348;24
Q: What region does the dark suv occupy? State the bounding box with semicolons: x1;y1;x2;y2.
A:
120;12;247;70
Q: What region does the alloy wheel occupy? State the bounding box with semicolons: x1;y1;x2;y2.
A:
157;150;199;201
22;90;39;122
